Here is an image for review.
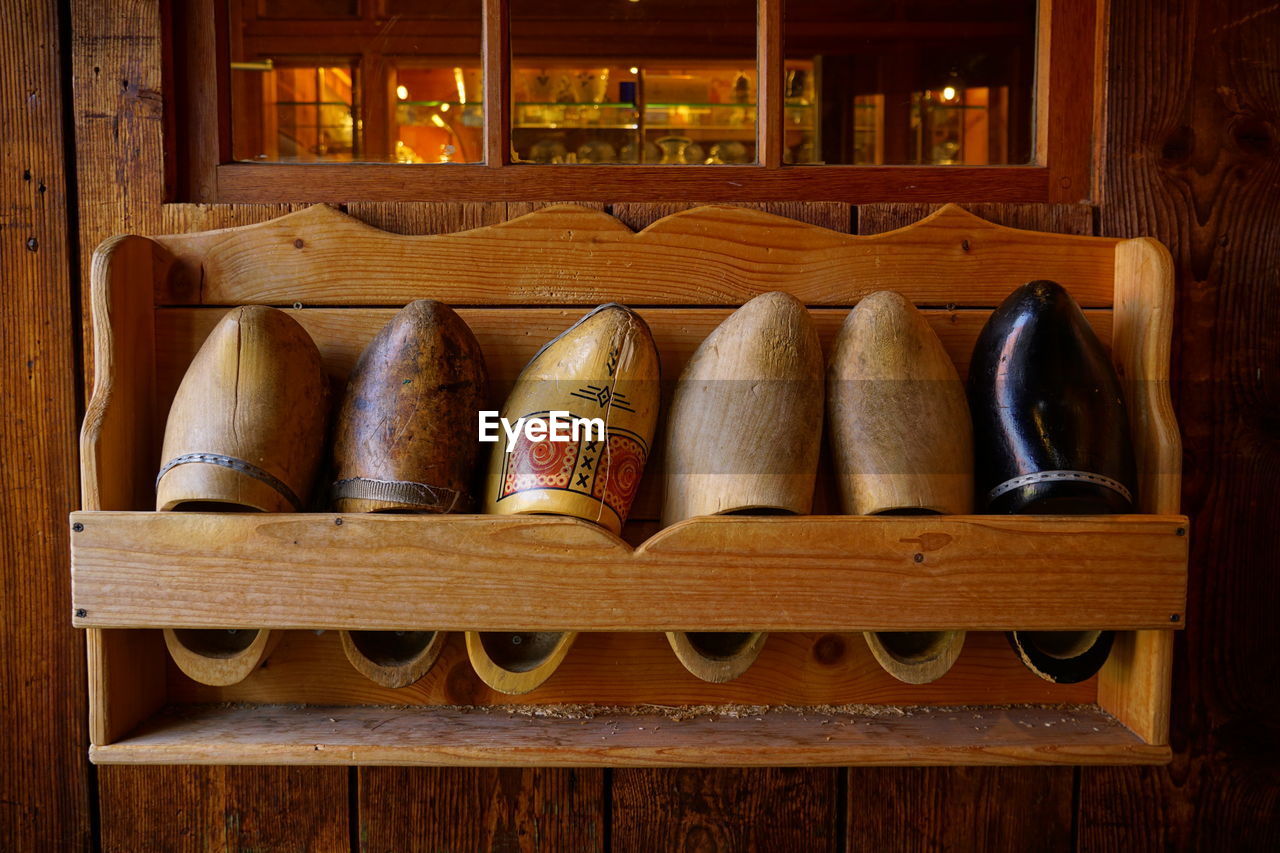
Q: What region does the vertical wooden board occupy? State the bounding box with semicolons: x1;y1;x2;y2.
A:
612;768;840;852
71;0;168;386
610;202;697;231
857;202;1094;237
98;766;349;852
0;0;91;849
160;204;307;235
345;202;508;235
360;767;605;852
505;200;607;219
220;767;349;853
845;767;1075;851
1081;0;1280;848
840;202;1095;849
612;201;851;233
71;2;354;844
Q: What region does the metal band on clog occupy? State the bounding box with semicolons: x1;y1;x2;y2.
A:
330;477;462;513
988;469;1133;504
156;452;305;511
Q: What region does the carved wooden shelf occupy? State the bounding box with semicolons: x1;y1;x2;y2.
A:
76;202;1184;766
71;513;1186;633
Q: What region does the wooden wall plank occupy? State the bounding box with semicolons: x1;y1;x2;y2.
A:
611;201;851;232
857;202;1094;237
840;200;1093;850
345;201;508;234
98;766;349;852
70;1;354;846
70;512;1188;633
0;0;91;849
360;768;605;852
148;203;1113;308
846;767;1074;851
1079;0;1280;848
612;768;840;852
506;200;607;218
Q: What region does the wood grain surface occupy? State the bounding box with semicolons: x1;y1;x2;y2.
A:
148;202;1121;307
0;0;90;849
167;629;1098;710
846;766;1077;851
611;768;839;851
69;511;1189;632
89;704;1168;768
1078;0;1280;849
98;765;349;852
67;1;351;841
360;767;605;852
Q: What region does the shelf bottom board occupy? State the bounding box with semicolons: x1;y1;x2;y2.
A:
90;703;1169;767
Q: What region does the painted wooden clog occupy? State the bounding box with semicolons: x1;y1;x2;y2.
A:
471;303;660;694
828;291;970;683
969;280;1137;683
663;291;823;682
157;305;329;686
331;300;487;688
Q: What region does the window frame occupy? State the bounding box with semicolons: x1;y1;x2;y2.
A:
172;0;1102;203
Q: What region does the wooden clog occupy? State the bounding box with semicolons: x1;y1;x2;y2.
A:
471;303;660;694
969;280;1137;683
331;300;487;688
828;291;970;683
663;291;823;683
157;305;329;686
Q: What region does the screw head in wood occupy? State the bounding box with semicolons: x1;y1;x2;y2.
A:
913;553;924;563
72;522;84;532
75;608;87;618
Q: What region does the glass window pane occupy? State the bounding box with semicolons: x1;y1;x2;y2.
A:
393;65;484;163
511;0;757;165
784;0;1037;165
228;1;483;163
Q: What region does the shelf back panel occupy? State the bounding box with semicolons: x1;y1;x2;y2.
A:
151;203;1120;307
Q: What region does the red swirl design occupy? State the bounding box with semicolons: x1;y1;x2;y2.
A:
501;418;579;496
594;434;647;520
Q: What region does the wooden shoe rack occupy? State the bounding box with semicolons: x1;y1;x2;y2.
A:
71;203;1185;766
